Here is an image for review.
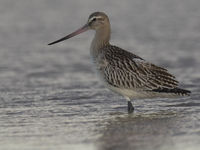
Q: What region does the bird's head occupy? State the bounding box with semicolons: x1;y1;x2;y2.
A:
48;12;110;45
87;12;110;30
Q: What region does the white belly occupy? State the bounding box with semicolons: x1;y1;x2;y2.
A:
106;84;179;99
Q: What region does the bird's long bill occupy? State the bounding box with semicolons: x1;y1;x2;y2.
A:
48;24;89;45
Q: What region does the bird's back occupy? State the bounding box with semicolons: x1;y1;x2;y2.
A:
95;45;190;99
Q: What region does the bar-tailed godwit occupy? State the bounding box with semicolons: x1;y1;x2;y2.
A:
48;12;191;113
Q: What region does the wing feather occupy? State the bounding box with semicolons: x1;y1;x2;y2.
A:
101;45;178;91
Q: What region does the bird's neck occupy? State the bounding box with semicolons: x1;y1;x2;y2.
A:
90;26;111;58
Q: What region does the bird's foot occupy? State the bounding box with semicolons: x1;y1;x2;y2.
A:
128;101;134;113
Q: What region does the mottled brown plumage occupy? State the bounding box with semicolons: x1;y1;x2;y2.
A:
101;45;178;90
94;44;190;100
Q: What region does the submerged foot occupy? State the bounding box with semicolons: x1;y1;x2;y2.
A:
128;101;134;113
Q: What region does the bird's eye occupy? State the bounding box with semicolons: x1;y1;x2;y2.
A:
92;18;96;22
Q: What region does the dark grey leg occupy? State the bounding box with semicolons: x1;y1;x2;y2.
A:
128;101;134;113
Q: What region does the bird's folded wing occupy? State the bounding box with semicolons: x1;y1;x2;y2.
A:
102;45;178;91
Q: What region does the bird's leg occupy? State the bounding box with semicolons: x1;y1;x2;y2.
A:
125;97;134;113
128;101;134;113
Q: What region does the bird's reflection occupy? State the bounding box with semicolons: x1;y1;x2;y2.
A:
97;111;178;150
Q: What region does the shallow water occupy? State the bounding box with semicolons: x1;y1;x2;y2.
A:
0;0;200;150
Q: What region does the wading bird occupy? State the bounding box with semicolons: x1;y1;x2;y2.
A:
48;12;191;113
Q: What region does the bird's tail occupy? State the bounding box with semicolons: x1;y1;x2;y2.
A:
152;87;191;96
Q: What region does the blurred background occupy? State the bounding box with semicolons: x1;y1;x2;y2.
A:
0;0;199;150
